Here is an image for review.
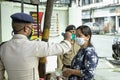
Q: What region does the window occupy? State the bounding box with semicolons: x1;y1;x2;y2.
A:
82;0;93;6
94;0;103;3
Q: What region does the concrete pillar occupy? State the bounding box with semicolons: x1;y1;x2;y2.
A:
93;0;95;3
116;16;120;33
92;18;95;23
115;16;118;32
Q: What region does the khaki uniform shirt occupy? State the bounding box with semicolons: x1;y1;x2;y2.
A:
0;34;71;80
57;43;80;70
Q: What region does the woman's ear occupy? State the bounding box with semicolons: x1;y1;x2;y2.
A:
86;35;90;41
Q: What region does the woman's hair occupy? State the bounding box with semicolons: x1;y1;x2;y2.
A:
77;25;93;47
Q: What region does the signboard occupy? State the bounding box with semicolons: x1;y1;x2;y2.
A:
30;12;43;40
50;13;59;37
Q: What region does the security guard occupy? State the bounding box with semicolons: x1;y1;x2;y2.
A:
57;25;79;70
0;13;72;80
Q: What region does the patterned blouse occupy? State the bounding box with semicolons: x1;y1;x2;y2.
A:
69;46;98;80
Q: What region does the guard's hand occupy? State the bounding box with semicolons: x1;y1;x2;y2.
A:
64;32;72;42
62;68;72;77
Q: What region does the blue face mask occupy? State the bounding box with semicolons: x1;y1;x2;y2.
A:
75;37;85;46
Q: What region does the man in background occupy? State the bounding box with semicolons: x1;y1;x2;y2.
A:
57;25;79;79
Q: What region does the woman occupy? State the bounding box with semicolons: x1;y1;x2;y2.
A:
62;25;98;80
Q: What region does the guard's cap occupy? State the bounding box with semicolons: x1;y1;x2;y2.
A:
65;25;76;32
11;13;34;23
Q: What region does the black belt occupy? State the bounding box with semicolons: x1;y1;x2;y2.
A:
63;64;71;68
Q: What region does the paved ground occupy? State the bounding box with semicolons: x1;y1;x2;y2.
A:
4;57;120;80
95;57;120;80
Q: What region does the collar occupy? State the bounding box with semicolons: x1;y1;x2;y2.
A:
12;34;28;39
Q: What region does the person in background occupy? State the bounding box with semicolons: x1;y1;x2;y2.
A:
62;25;99;80
0;12;72;80
57;25;79;79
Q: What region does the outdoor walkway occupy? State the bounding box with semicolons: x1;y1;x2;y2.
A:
4;57;120;80
95;57;120;80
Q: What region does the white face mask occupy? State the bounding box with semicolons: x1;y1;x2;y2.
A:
75;37;85;46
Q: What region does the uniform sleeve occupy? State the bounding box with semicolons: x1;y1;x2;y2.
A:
57;55;63;70
80;50;98;79
0;43;6;80
35;40;71;57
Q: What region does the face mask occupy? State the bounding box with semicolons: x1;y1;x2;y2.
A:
61;32;76;40
71;34;76;40
27;30;33;40
75;37;85;46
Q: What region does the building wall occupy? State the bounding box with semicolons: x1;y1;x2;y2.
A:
0;2;1;42
69;7;82;27
81;0;120;33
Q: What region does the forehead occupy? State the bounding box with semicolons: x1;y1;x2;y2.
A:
76;29;84;36
76;29;82;34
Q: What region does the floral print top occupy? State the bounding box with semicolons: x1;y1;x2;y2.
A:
69;46;98;80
